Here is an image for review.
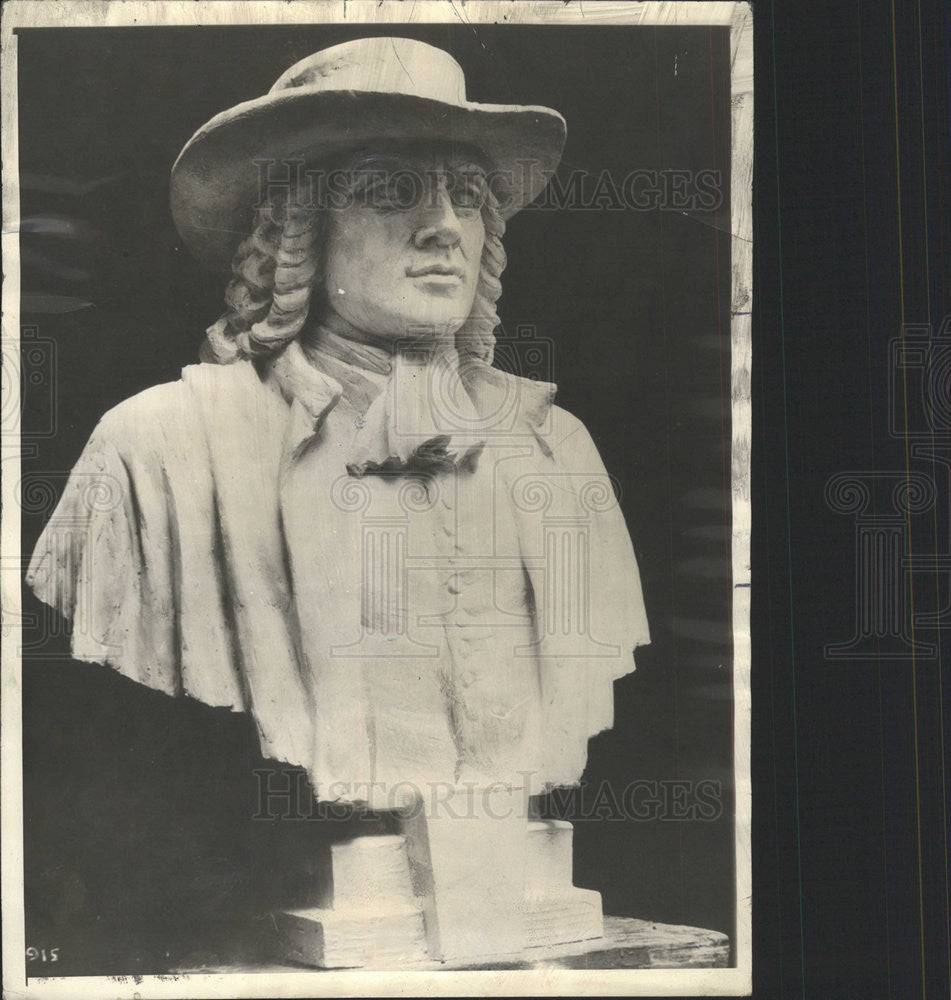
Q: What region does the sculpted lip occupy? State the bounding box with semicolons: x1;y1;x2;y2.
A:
406;264;465;278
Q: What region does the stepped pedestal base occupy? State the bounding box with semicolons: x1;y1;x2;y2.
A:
271;818;619;968
265;791;730;970
276;903;428;969
525;887;603;948
275;888;607;969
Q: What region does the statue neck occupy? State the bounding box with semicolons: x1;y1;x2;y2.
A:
303;313;396;376
303;311;456;378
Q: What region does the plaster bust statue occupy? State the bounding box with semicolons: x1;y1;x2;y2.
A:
27;37;650;965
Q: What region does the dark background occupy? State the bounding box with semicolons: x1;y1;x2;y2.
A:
14;5;951;999
17;21;736;978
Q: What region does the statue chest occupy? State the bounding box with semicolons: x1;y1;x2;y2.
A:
279;407;544;789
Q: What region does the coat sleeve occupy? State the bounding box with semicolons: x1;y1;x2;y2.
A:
547;406;651;673
25;386;249;711
26;411;174;692
525;405;651;785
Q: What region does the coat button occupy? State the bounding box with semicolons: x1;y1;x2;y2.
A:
460;670;476;687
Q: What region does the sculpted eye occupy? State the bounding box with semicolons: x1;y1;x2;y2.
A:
387;171;425;208
360;170;423;210
447;171;488;213
347;162;487;215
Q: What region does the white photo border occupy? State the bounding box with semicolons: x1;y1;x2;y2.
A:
0;2;752;996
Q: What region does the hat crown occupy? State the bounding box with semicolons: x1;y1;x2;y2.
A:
270;37;468;106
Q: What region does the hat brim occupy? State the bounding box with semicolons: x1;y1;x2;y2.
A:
170;89;566;271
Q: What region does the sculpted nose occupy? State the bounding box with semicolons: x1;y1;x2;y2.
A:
412;184;463;249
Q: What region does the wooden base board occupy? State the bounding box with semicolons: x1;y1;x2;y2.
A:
174;915;730;973
396;916;731;970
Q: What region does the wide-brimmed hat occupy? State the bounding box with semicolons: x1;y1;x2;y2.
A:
170;36;567;271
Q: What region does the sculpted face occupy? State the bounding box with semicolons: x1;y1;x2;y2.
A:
323;142;488;340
